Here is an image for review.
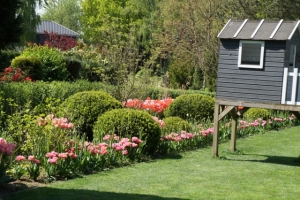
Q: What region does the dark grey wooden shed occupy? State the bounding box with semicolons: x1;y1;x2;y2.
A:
213;19;300;156
36;20;80;45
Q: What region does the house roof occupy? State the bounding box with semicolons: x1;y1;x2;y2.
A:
217;19;300;40
36;20;80;37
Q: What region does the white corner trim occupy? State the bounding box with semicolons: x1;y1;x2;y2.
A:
217;19;231;38
288;20;300;40
251;19;264;38
291;67;298;104
233;19;248;38
281;67;288;104
270;19;283;39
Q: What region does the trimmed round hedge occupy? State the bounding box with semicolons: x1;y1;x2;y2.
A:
164;94;214;121
244;108;271;120
93;109;161;155
11;56;43;80
163;116;191;134
58;91;123;140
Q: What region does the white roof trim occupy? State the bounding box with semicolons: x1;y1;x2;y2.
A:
251;19;264;38
217;19;231;38
233;19;248;38
288;20;300;40
270;19;283;39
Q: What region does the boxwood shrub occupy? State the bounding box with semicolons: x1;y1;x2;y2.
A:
244;108;271;120
58;91;123;140
93;108;161;155
163;116;191;134
164;94;214;121
11;56;43;80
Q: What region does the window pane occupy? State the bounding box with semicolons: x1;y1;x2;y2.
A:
241;43;261;65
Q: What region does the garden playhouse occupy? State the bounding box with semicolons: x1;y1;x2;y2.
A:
213;19;300;156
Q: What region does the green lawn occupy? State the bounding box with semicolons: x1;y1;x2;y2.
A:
3;126;300;200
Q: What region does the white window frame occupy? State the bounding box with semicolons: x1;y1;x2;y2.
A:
238;40;265;69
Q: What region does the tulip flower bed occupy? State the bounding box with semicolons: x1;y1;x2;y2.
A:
0;97;298;186
123;97;173;114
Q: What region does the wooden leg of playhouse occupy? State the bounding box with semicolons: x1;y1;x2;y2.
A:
230;107;238;152
212;102;220;157
290;111;300;121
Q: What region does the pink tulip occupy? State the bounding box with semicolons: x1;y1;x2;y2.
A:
58;153;68;159
16;155;26;161
103;134;111;141
132;137;142;144
28;155;35;161
131;143;138;148
48;157;58;164
32;159;40;164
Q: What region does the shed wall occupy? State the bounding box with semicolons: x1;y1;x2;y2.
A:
216;39;285;103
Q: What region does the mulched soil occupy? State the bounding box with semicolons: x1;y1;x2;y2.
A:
0;178;46;197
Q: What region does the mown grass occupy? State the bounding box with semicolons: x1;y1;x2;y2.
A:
3;126;300;200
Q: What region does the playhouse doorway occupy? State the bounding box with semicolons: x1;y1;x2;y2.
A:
282;44;299;105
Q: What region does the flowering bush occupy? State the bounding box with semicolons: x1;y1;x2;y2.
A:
27;155;41;181
44;31;77;51
32;114;75;156
0;67;32;82
0;138;16;184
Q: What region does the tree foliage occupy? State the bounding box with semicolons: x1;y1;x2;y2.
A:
151;0;227;90
18;0;43;44
235;0;300;20
0;0;23;50
41;0;82;33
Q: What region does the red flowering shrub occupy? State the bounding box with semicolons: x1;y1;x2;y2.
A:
0;67;32;82
44;31;77;51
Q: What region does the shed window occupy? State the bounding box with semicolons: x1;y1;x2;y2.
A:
238;40;265;69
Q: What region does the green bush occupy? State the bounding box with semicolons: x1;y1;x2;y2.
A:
164;94;214;121
0;50;20;71
11;56;43;80
94;109;161;155
244;108;271;120
64;56;81;80
20;44;69;81
163;117;191;134
58;91;123;140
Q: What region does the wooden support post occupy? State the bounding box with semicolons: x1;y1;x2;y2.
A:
212;102;220;157
290;111;300;121
230;107;238;152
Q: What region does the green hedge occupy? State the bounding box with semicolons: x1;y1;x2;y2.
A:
94;109;161;155
164;94;215;121
59;91;123;140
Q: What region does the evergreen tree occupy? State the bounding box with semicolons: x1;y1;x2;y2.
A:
0;0;23;49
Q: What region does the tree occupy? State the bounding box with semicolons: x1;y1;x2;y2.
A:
151;0;227;90
233;0;300;20
18;0;43;44
0;0;23;49
41;0;82;33
80;0;160;99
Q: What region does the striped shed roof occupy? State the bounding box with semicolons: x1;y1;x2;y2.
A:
217;19;300;40
36;20;80;37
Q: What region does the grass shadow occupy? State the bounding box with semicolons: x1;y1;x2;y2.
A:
3;187;190;200
153;154;183;160
227;154;300;167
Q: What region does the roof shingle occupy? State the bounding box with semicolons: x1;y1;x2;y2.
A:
36;20;80;37
218;19;300;40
